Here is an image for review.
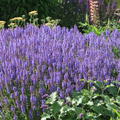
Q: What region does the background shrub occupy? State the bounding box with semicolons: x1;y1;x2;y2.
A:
0;0;120;28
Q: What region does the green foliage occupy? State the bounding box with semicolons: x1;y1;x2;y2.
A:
41;17;61;28
42;80;120;120
0;10;60;29
6;11;38;28
78;18;120;35
0;0;59;22
78;22;104;35
112;47;120;59
0;0;87;28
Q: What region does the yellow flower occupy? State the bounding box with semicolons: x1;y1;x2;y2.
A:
28;11;38;16
45;23;53;27
10;17;25;21
0;21;6;25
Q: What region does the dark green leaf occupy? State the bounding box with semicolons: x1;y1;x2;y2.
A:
92;105;113;117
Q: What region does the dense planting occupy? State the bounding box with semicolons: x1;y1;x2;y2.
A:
0;25;120;119
43;81;120;120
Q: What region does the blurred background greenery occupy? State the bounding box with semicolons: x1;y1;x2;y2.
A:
0;0;120;28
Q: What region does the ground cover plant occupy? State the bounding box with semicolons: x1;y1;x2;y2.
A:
42;80;120;120
0;24;120;119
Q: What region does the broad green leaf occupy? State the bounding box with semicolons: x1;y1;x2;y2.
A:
51;101;61;115
81;89;91;96
102;95;110;103
106;85;118;96
94;81;104;89
92;105;113;117
75;107;83;114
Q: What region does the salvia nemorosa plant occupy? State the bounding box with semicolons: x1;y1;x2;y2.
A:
0;25;120;119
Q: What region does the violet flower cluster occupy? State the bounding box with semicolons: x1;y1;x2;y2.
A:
0;24;120;119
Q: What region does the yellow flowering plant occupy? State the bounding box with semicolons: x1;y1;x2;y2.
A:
0;21;6;29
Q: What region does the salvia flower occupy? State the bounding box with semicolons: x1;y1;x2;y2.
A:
0;24;120;119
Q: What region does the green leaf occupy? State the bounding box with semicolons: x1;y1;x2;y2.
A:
94;81;104;89
41;113;51;120
102;95;110;103
60;105;75;114
66;97;72;102
92;94;101;99
75;107;83;114
46;92;58;104
76;96;84;106
92;105;113;117
51;101;61;115
71;98;77;105
57;99;64;106
113;109;120;118
84;112;96;120
106;103;120;111
106;85;118;96
116;96;120;105
87;101;94;106
81;89;91;96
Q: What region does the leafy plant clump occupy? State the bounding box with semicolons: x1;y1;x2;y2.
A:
42;80;120;120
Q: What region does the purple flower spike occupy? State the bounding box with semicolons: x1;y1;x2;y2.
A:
13;114;18;120
21;105;26;113
10;106;15;112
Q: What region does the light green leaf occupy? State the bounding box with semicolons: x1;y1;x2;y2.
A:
76;96;84;105
87;101;94;106
41;113;51;120
46;92;58;104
